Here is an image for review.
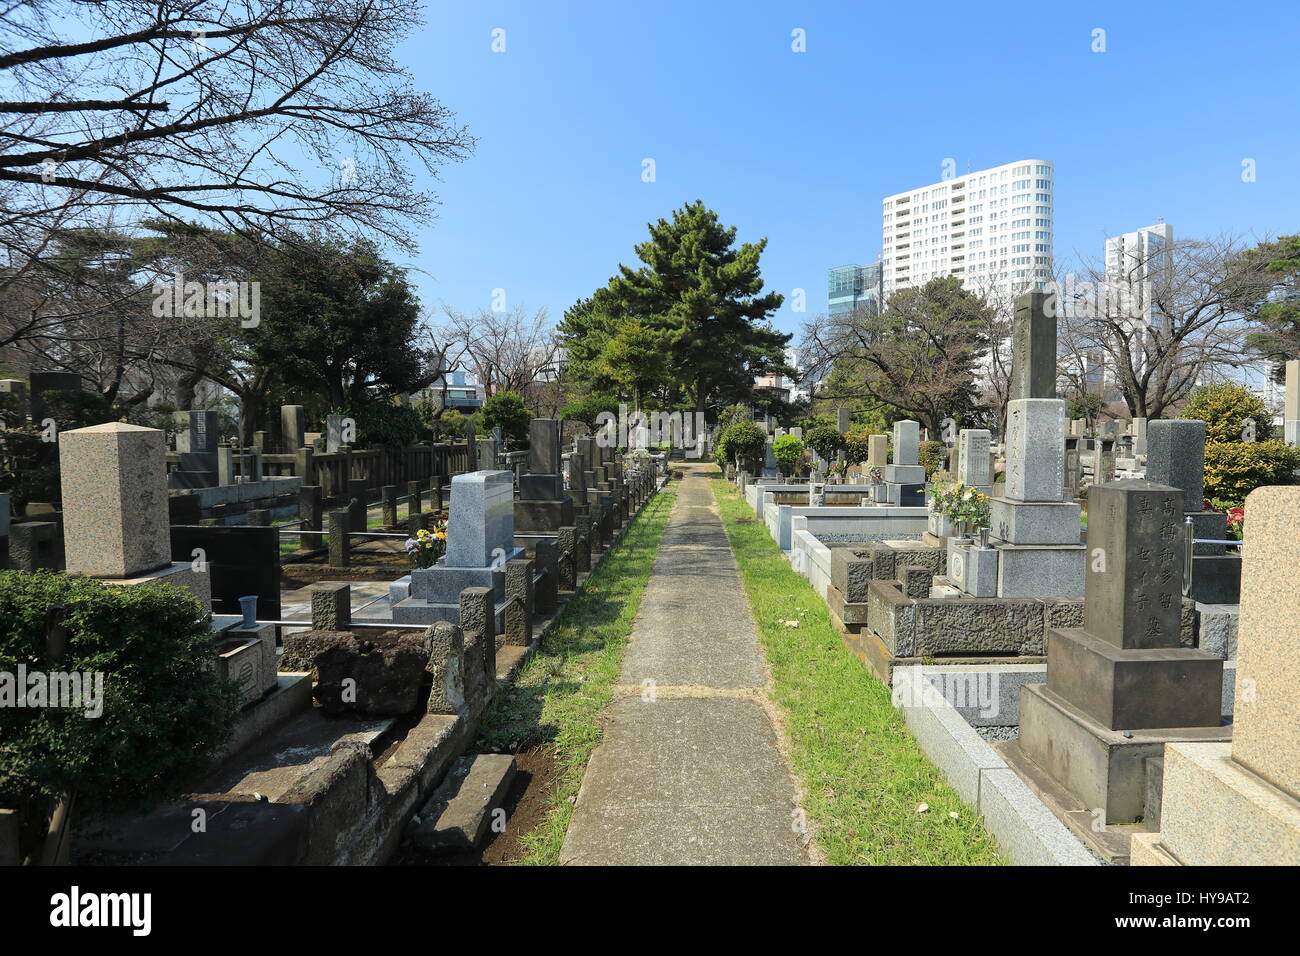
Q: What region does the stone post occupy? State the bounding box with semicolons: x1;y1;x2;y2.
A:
1009;291;1058;401
311;582;351;630
381;484;398;527
328;510;349;567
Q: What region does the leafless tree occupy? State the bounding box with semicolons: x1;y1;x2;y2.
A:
0;0;474;370
800;277;993;434
437;305;559;400
1055;234;1274;419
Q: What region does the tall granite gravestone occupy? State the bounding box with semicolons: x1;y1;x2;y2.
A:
326;414;347;453
515;418;574;533
883;420;924;505
1131;417;1148;456
837;407;851;434
169;409;220;488
58;422;211;607
1015;480;1229;824
1009;292;1058;401
976;399;1084;598
280;405;305;453
867;434;888;469
1133;485;1300;865
389;471;523;626
1145;419;1227;557
956;428;992;491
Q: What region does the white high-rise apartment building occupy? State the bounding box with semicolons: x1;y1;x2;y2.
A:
1104;222;1173;332
881;159;1055;312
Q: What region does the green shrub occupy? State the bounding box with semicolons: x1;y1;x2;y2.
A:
773;434;805;476
1203;440;1300;505
348;399;423;450
842;425;882;465
718;422;767;470
803;422;845;462
1182;383;1274;444
919;440;946;478
0;571;238;859
479;391;532;448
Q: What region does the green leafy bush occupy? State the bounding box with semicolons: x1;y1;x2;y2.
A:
1203;440;1300;504
717;422;767;470
0;571;238;858
773;434;805;476
803;422;844;462
479;391;532;448
842;425;884;465
919;440;946;478
1182;383;1274;443
348;400;423;450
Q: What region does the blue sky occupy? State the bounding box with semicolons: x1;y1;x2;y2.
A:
398;0;1300;337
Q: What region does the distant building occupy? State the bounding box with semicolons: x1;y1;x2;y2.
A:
881;159;1055;313
828;263;883;316
1104;222;1173;334
426;367;483;410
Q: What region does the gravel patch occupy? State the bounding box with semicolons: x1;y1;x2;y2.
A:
813;532;923;544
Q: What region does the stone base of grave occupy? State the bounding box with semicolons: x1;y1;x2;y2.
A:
100;560;212;611
864;578;1082;659
519;475;564;500
1189;554;1241;604
1130;743;1300;866
995;543;1086;598
846;627;1045;688
947;541;998;597
885;482;925;506
989;499;1082;545
514;498;574;534
211;618;278;707
1046;628;1224;730
826;587;869;632
390;594;509;631
884;464;925;484
1015;683;1231;825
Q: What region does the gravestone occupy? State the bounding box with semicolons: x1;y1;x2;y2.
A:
59;422;210;607
326;414;347;453
1016;479;1229;824
837;407;851;434
1133;485;1300;865
389;471;523;627
956;429;992;489
280;405;305;453
980;399;1085;598
867;434;888;469
1131;417;1148;456
883;420;923;504
516;418;574;533
1145;419;1226;556
169;409;220;489
0;380;28;422
1009;291;1058;401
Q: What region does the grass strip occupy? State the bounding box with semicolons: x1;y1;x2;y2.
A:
476;488;677;865
712;475;1004;865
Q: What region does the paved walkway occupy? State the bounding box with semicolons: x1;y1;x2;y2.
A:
560;464;808;865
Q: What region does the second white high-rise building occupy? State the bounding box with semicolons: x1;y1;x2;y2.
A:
881;158;1055;312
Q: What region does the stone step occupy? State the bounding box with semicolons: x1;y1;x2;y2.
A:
409;754;516;852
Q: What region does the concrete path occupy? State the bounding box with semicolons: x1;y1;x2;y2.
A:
561;464;808;865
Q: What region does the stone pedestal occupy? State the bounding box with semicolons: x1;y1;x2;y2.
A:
1016;481;1228;825
59;422;172;578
